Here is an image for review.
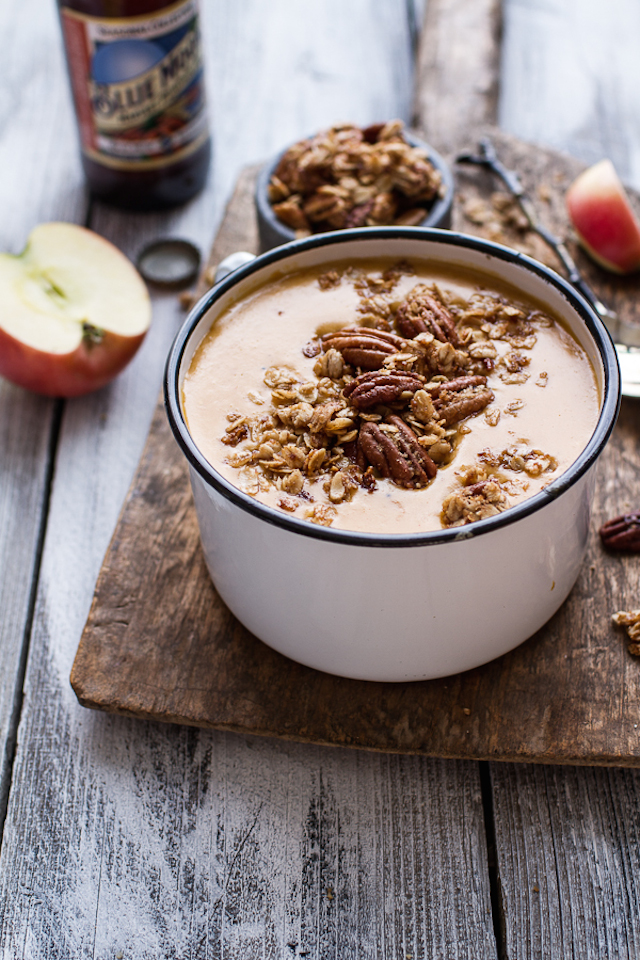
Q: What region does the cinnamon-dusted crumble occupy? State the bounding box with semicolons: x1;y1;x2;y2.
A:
441;445;558;527
183;257;599;534
268;121;443;236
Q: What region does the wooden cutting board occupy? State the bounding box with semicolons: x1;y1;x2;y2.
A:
71;130;640;766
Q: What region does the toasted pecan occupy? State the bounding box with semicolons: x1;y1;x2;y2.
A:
358;415;436;488
395;288;459;345
343;370;425;409
600;512;640;552
322;327;405;370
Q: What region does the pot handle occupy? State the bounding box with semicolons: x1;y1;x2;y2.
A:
214;251;256;285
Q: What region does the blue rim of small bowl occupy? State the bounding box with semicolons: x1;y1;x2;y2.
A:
164;226;621;550
255;131;454;249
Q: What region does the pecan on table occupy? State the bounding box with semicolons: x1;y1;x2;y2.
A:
431;375;494;426
322;327;406;370
600;511;640;552
358;415;437;488
343;370;425;409
395;288;459;345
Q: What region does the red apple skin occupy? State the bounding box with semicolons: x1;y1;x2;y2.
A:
566;159;640;274
0;326;146;398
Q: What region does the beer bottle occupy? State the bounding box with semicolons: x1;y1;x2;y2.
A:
57;0;211;210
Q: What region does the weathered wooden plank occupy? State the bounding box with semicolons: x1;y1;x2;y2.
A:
412;4;640;956
500;0;640;190
490;763;640;959
0;2;497;955
490;6;640;958
0;387;55;815
413;0;503;155
0;0;87;818
70;138;640;768
453;127;640;329
1;711;496;958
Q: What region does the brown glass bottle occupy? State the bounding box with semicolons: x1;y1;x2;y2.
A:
58;0;211;209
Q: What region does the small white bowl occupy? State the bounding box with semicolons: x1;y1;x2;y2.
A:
165;228;620;682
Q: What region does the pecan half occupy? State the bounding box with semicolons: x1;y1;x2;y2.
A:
600;512;640;552
428;375;488;399
358;415;437;488
344;199;375;228
432;376;494;426
395;288;459;345
273;147;331;194
342;370;424;409
322;327;405;370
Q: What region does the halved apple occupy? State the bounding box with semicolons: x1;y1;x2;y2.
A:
566;159;640;274
0;222;151;397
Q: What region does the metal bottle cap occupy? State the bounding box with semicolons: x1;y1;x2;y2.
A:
137;239;201;289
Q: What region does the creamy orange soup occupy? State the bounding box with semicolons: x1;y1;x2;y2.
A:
182;258;599;534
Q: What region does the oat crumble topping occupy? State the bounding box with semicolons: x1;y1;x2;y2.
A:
268;121;443;236
219;262;562;528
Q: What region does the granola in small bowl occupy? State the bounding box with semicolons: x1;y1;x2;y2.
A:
255;121;453;250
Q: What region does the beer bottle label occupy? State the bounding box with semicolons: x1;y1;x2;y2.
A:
60;0;208;171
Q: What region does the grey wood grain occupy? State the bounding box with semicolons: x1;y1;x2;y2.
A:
0;0;87;818
492;4;640;957
412;2;640;956
0;1;497;955
414;0;502;155
0;0;86;246
490;763;640;959
1;715;496;957
500;0;640;189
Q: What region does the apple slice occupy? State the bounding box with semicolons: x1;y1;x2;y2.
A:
566;159;640;274
0;222;151;397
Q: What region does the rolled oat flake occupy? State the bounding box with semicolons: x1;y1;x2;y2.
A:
137;238;201;288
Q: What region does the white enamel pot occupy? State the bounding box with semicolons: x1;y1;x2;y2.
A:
165;228;620;682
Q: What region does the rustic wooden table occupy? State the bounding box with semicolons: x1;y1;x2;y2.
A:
2;1;640;957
